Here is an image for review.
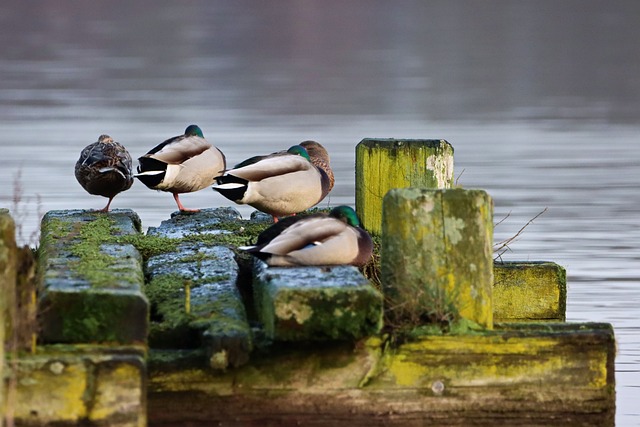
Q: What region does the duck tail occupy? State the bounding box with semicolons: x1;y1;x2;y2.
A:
135;157;167;188
211;174;248;202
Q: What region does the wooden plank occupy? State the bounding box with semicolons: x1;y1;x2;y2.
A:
12;345;146;427
252;261;383;341
147;323;615;426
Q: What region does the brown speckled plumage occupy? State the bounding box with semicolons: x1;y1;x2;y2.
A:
300;140;335;192
75;134;133;212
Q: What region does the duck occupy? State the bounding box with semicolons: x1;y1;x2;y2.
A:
212;143;332;221
239;205;373;267
75;134;134;212
135;125;226;212
299;140;334;193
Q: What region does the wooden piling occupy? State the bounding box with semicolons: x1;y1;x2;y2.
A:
0;209;16;424
381;188;493;329
494;261;567;322
355;138;454;235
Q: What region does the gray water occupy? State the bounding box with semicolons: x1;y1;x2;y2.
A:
1;2;639;424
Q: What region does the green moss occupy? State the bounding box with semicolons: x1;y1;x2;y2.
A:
145;269;241;348
116;234;180;260
265;283;382;342
181;219;270;249
405;318;486;339
58;293;123;342
55;216;118;287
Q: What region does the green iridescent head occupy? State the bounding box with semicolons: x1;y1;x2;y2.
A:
329;205;361;228
287;145;311;161
184;124;204;138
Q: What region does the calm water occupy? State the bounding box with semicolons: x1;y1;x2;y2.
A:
1;2;639;424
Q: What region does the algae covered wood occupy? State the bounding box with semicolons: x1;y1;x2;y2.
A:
13;345;146;427
381;188;494;328
145;243;252;370
147;323;615;426
0;209;16;421
355;138;454;235
146;206;243;238
37;209;148;344
253;261;383;341
144;207;256;370
494;261;567;322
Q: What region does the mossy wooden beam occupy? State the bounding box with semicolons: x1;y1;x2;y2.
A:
253;261;383;341
381;188;494;328
146;323;615;426
145;242;252;370
0;209;16;415
494;261;567;322
37;210;148;344
146;206;242;238
11;345;146;427
355;138;454;235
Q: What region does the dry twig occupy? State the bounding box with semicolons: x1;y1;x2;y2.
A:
494;207;548;261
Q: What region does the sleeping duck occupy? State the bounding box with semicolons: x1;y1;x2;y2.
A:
239;205;373;267
75;134;134;212
135;125;226;212
212;143;333;221
299;140;335;193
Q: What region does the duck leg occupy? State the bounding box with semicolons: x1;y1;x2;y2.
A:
273;213;296;223
98;197;114;213
173;193;200;213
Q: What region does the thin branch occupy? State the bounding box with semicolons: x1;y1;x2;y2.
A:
493;207;548;258
494;210;512;228
454;168;465;187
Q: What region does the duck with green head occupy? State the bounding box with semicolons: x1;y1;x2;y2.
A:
239;205;373;267
75;134;134;212
212;143;333;221
135;125;226;212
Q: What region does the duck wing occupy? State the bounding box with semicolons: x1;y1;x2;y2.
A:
228;153;313;182
144;135;212;165
252;213;327;246
78;140;132;175
259;216;347;255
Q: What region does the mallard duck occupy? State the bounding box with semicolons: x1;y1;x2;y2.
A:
239;205;373;267
135;125;226;212
75;134;134;212
212;144;332;221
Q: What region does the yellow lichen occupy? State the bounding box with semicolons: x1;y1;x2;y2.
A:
275;296;313;324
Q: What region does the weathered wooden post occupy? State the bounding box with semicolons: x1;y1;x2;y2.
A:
494;261;567;322
356;138;454;234
37;209;148;344
381;188;494;329
0;209;15;427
